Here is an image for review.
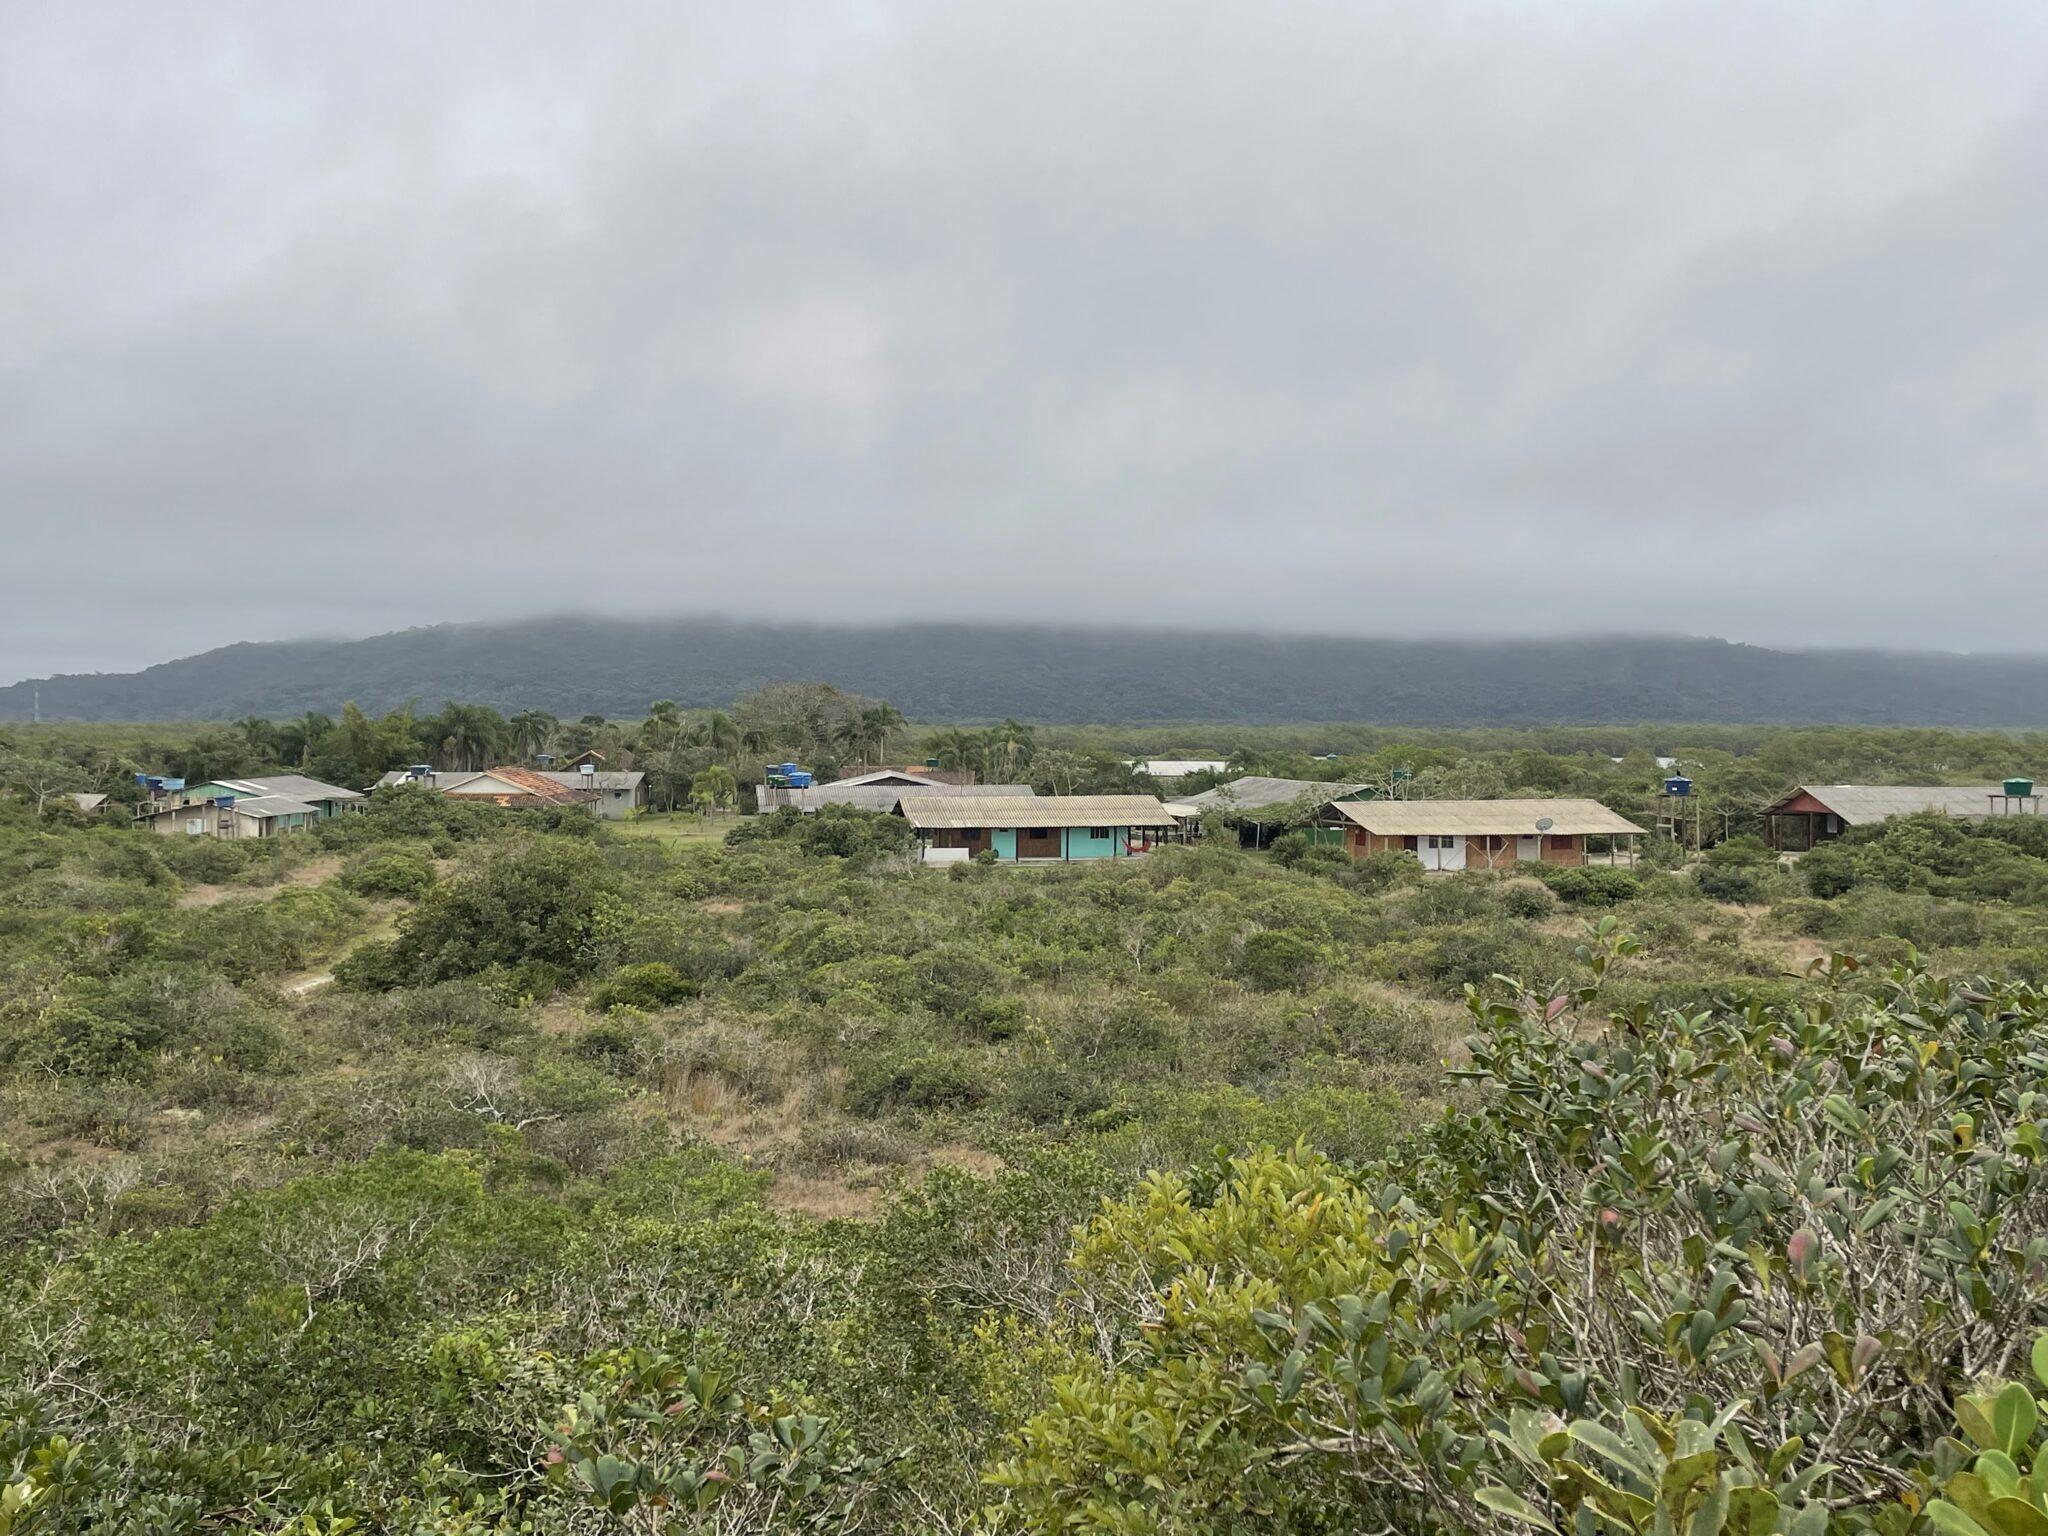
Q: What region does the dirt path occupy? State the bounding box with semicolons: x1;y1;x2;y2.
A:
177;855;344;909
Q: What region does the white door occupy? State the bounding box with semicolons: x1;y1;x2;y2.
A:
1517;836;1539;863
1423;833;1464;871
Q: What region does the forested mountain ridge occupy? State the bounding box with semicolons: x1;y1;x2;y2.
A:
9;618;2048;725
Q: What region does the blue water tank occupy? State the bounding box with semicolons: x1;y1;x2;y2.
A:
786;771;813;788
1664;776;1693;797
162;778;185;791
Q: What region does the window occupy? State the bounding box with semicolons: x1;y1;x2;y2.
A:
1089;827;1111;839
1427;834;1456;850
1402;835;1419;851
185;818;204;835
1547;834;1572;850
1028;828;1051;839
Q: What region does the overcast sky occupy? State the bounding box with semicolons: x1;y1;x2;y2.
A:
3;2;2045;681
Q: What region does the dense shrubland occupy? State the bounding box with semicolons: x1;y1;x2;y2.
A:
5;734;2048;1529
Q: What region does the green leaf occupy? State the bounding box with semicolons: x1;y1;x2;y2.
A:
1926;1501;1997;1536
1994;1382;2038;1458
1475;1486;1559;1532
1959;1395;2001;1452
1567;1421;1655;1483
1659;1450;1720;1507
1724;1486;1779;1536
1986;1497;2048;1536
2033;1336;2048;1392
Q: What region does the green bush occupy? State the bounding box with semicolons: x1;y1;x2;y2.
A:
845;1045;993;1114
346;839;630;993
591;961;699;1013
992;960;2048;1534
1534;863;1641;905
340;846;436;899
1238;928;1324;991
1693;861;1764;904
1498;880;1556;919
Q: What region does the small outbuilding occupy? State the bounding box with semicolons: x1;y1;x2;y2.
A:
1762;784;2045;850
1325;798;1644;872
896;794;1178;863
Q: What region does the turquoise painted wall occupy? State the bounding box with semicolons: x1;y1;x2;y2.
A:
181;782;245;803
993;828;1017;859
1061;827;1120;859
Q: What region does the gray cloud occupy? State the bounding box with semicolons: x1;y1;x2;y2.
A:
3;1;2045;681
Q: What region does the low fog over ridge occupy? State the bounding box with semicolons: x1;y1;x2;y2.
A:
4;1;2046;677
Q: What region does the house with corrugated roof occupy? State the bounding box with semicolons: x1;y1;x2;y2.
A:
164;774;363;818
138;792;326;839
374;765;591;809
895;794;1178;863
1761;783;2043;850
1324;798;1645;872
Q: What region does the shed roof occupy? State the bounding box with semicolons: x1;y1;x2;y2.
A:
68;792;108;811
785;784;1033;814
896;794;1177;830
1330;798;1645;837
823;769;950;788
1764;784;2040;824
1167;775;1368;816
217;775;362;803
224;794;322;820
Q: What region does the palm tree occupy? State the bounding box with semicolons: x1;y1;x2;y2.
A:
509;709;558;760
278;711;334;767
929;728;982;776
693;710;741;767
983;719;1034;783
235;716;280;763
854;703;907;767
437;703;506;772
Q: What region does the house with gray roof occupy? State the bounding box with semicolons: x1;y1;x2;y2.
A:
1763;783;2044;849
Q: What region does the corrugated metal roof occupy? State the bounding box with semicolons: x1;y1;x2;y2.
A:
823;769;949;788
1769;784;2042;825
1167;776;1368;815
220;775;362;802
896;794;1178;830
1330;798;1645;837
781;784;1033;813
221;795;321;820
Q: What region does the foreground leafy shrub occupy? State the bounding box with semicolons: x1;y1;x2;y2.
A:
990;958;2048;1533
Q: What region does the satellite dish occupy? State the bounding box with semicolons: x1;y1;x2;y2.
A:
1535;817;1554;832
